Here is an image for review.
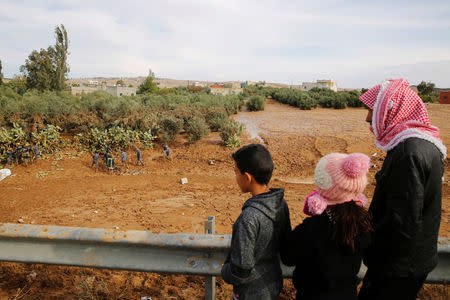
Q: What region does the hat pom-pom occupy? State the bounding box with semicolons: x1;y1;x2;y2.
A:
354;193;368;207
343;153;370;178
303;191;328;216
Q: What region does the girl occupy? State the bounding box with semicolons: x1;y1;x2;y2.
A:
281;153;372;300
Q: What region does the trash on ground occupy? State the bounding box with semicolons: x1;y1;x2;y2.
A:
0;169;12;181
180;177;188;184
372;153;377;157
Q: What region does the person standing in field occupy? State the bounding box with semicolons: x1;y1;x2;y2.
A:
221;144;291;300
14;144;23;164
91;152;100;171
22;143;31;166
358;79;446;300
33;143;40;160
121;150;128;167
6;147;14;165
135;147;144;166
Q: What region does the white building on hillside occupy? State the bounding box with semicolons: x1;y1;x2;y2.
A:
71;82;137;97
301;79;338;92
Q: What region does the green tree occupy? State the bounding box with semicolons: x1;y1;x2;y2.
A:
20;24;69;91
53;24;69;91
417;81;435;96
0;59;3;85
137;69;158;94
20;48;54;91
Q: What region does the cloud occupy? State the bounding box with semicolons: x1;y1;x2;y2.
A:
1;0;450;87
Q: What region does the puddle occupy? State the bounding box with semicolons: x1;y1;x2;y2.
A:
235;116;265;144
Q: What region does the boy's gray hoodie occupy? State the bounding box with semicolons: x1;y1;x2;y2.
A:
221;188;291;300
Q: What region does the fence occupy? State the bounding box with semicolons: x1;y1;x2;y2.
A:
0;219;448;299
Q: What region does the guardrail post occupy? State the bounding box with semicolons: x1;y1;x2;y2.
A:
204;216;216;300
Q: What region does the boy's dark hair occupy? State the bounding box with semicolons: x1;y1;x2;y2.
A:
232;143;274;185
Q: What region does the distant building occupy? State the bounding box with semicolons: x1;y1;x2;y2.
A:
231;82;241;88
210;87;243;96
71;82;137;97
301;79;338;92
440;91;450;104
193;81;207;87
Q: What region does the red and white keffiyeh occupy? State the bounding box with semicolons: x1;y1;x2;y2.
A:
359;79;446;158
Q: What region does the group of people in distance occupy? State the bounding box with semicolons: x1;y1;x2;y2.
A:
5;143;40;166
91;144;172;171
221;79;446;300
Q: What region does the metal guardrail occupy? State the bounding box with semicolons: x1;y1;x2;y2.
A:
0;222;448;299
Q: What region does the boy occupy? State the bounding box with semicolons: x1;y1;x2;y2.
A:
221;143;291;299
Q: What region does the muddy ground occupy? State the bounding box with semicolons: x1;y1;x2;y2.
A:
0;100;449;299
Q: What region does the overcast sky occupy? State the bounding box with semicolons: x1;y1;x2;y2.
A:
1;0;450;88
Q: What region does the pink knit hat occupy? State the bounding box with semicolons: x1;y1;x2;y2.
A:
303;153;370;216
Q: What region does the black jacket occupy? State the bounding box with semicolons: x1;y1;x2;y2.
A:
281;213;370;300
363;138;444;278
221;188;291;300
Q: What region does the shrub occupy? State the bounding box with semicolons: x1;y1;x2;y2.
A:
298;95;318;110
139;130;156;149
225;134;241;148
247;95;266;111
204;107;229;131
207;115;228;132
220;120;243;147
184;116;210;142
421;95;438;103
158;116;183;142
343;91;363;107
332;94;347;109
74;126;155;152
107;126;139;150
0;123;27;162
32;124;64;153
318;95;335;108
74;128;109;152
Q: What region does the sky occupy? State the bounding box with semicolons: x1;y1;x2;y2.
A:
1;0;450;88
